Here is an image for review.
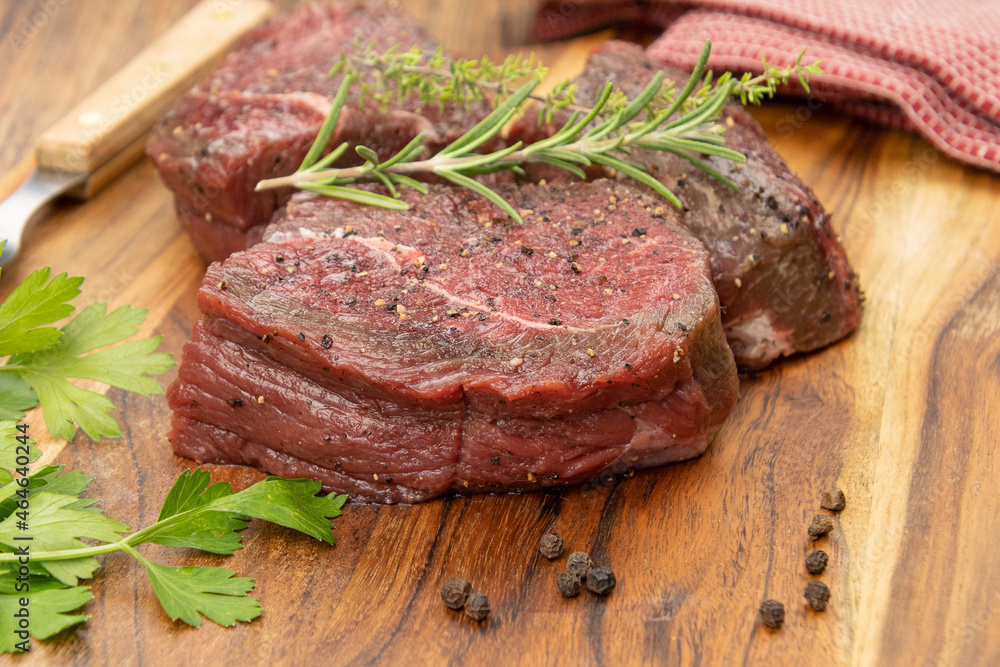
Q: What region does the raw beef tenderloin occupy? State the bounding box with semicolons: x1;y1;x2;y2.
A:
167;181;740;502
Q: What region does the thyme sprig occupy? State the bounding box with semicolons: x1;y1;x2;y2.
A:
256;42;822;223
333;39;821;124
331;39;578;124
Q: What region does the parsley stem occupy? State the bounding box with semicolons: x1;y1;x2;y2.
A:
0;540;128;562
0;502;225;563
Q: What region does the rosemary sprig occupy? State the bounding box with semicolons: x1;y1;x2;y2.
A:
256;42;822;223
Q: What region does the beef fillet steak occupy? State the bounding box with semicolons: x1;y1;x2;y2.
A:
510;42;863;369
147;1;494;262
167;181;739;503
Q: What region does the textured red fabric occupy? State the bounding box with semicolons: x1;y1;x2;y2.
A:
533;0;1000;172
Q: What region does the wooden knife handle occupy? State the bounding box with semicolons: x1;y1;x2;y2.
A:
34;0;275;178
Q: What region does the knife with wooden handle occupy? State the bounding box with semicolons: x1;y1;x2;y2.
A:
0;0;275;267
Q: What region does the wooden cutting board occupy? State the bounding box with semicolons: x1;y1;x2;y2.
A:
2;1;999;665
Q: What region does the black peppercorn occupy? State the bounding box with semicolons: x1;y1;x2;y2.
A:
539;533;564;560
557;570;582;597
464;592;490;621
759;599;784;628
804;581;830;611
821;489;846;512
586;566;616;595
440;577;472;610
566;552;592;579
808;514;835;540
805;550;829;574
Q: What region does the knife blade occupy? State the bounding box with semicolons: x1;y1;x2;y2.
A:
0;0;275;268
0;170;86;265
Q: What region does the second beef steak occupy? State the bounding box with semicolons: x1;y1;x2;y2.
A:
147;1;494;262
511;42;863;369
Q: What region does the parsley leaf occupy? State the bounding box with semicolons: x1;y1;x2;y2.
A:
0;491;131;554
0;267;82;356
156;467;237;519
0;454;347;650
0;573;92;652
19;465;92;498
214;477;347;542
131;554;261;628
0;376;35;421
0;464;92;520
137;469;249;555
36;557;103;589
0;421;40;473
0;257;174;440
134;470;347;551
5;303;174;440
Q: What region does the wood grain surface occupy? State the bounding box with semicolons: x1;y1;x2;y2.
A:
1;1;999;665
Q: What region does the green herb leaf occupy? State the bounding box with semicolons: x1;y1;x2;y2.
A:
130;554;260;628
156;468;233;519
386;173;429;195
0;465;92;522
0;267;82;357
0;580;92;652
0;491;130;554
379;133;427;169
0;376;36;421
437;170;524;223
589;153;682;209
0;421;40;473
134;472;345;550
439;79;537;157
39;557;102;588
7;303;174;440
300;75;353;170
356;145;380;166
22;465;93;499
305;141;351;173
301;184;411;210
136;468;248;555
206;477;347;544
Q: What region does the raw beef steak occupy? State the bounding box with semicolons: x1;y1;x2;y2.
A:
167;181;739;503
510;42;863;369
147;1;494;261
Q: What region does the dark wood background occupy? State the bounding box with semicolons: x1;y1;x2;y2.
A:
1;0;999;665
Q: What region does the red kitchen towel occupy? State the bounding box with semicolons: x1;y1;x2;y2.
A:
533;0;1000;173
